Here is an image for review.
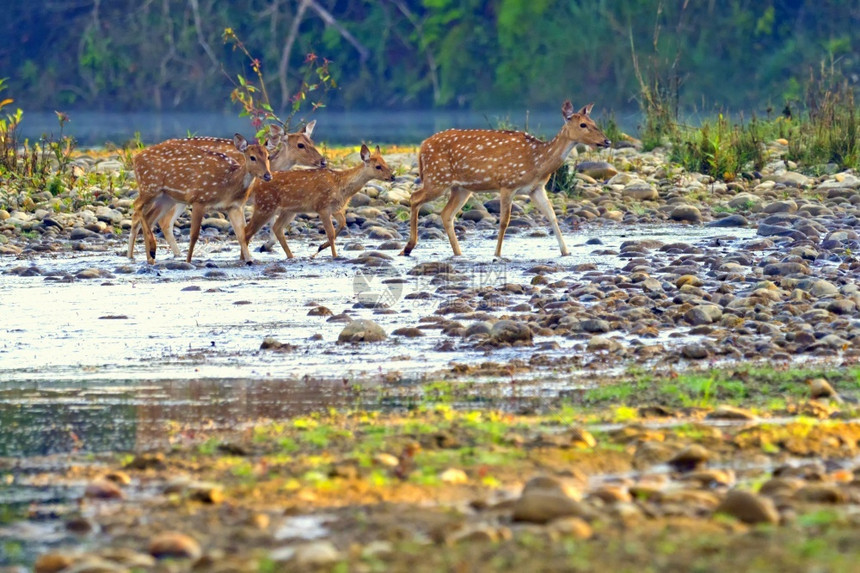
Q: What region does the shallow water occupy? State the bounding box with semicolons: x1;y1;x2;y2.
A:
0;225;759;460
1;226;755;382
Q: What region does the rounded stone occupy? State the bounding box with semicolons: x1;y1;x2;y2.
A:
670;205;702;223
148;531;203;560
714;490;780;524
490;320;532;344
338;319;387;343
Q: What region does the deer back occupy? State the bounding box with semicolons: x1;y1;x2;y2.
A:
253;169;339;216
134;139;269;207
419;129;546;191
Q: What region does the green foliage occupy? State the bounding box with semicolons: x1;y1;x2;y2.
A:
223;28;335;140
784;64;859;170
1;2;857;114
0;80;79;210
547;164;579;197
669;114;768;180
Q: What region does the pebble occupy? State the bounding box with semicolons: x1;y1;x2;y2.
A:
83;478;123;500
490;320;532;344
148;531;202;560
714;490;780;524
338;319;387;343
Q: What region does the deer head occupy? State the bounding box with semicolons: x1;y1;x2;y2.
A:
360;144;395;182
267;121;327;170
234;133;272;182
560;101;611;149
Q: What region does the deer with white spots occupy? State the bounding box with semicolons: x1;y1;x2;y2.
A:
244;144;395;259
400;101;610;258
128;122;324;260
131;133;272;264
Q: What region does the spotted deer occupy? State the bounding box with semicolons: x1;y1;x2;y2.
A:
400;101;610;258
244;144;395;259
127;122;324;260
132;133;272;264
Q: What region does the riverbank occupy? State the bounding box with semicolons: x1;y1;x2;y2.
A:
2;140;860;570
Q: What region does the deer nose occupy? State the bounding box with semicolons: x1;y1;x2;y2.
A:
262;173;272;182
319;158;327;168
602;139;611;148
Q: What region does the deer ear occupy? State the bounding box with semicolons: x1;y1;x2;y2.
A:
304;120;316;137
578;104;594;116
360;144;371;162
375;145;381;155
268;124;284;137
562;100;575;121
233;133;248;152
264;138;278;152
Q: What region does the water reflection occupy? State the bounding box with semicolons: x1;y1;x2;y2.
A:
0;378;361;457
18;109;639;146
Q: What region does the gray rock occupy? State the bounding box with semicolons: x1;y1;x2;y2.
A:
681;343;710;359
685;304;723;325
763;262;809;276
338;319;387;343
70;227;99;240
714;490;779;524
490;320;532;344
762;200;798;213
581;318;611;333
670;205;702;223
707;214;747;227
576;161;617;180
622;182;659;201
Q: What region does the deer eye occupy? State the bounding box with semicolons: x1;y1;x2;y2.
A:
298;143;305;149
250;156;257;161
375;165;382;170
579;123;587;128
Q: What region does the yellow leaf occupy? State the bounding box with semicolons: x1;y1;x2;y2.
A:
0;98;13;108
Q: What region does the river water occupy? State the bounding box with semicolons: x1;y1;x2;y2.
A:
0;226;757;458
17;109;640;146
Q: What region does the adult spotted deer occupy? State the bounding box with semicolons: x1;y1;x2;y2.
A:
244;144;395;259
132;133;272;264
127;122;324;260
400;101;610;258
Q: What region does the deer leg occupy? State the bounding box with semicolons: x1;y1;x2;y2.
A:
440;188;472;256
529;185;570;256
127;207;141;259
158;203;184;258
494;188;515;258
139;199;161;264
313;210;347;258
271;212;296;259
186;203;205;263
243;206;271;250
319;210;339;258
226;206;253;263
400;187;428;256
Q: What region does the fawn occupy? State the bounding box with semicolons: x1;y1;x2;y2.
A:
128;122;324;260
244;144;395;258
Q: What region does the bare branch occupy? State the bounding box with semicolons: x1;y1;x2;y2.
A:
389;0;440;104
279;0;310;109
188;0;220;69
306;0;369;61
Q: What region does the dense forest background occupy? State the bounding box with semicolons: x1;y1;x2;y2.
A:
2;1;858;115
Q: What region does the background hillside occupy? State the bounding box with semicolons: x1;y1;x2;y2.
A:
2;1;858;115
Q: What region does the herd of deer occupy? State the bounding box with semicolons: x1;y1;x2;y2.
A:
127;101;610;264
